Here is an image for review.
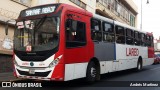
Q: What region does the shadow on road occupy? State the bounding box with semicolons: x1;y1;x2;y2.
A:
100;68;148;81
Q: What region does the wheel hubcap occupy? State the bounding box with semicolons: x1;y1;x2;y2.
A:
138;63;141;70
91;67;96;77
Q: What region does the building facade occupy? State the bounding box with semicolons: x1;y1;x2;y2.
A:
96;0;138;27
0;0;31;54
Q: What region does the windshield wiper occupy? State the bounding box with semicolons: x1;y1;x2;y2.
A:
32;16;47;45
34;16;47;30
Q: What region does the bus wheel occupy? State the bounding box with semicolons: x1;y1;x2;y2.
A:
137;61;142;71
86;61;100;82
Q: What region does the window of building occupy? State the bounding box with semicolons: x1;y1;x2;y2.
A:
117;3;121;15
130;14;135;27
114;0;118;12
38;0;55;5
116;25;125;44
66;19;86;48
134;31;141;46
103;22;114;42
12;0;31;6
81;2;86;9
75;0;81;6
91;19;102;41
108;0;111;5
70;0;87;9
108;0;112;10
128;13;130;22
111;0;115;10
126;28;134;45
125;10;128;20
70;0;75;2
104;0;108;6
98;0;103;4
120;6;124;17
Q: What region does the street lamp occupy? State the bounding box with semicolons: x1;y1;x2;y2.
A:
146;0;149;4
141;0;149;30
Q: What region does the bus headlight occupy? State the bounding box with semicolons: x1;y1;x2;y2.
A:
49;55;62;68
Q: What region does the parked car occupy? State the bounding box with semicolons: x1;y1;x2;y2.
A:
154;54;160;64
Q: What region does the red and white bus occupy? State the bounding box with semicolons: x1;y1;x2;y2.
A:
7;3;154;82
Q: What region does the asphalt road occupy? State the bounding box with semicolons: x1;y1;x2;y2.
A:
1;64;160;90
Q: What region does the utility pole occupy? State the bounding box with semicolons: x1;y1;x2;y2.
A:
140;0;149;30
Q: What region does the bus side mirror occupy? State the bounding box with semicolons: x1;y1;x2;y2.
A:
5;22;8;35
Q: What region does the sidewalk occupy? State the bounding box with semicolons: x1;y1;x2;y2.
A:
0;72;17;82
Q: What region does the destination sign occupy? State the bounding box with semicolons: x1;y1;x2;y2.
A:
23;6;56;17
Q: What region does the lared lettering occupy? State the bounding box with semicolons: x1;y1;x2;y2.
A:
126;48;139;56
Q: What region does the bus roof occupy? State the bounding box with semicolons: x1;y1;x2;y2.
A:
114;20;150;34
93;14;114;23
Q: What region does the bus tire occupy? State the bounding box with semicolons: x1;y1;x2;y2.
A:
86;61;100;82
136;60;142;71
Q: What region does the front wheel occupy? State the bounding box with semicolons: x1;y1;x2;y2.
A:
86;61;100;82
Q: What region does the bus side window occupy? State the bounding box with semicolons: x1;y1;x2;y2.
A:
146;35;152;47
126;29;134;45
150;36;154;47
91;18;102;41
141;33;146;46
134;31;141;46
146;35;150;46
65;19;86;48
115;25;125;44
103;22;115;42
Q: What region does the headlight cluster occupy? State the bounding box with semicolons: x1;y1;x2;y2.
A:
48;55;62;68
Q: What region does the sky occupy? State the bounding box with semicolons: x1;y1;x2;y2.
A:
133;0;160;40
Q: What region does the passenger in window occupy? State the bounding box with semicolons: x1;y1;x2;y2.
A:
106;34;112;42
116;29;124;44
95;25;99;31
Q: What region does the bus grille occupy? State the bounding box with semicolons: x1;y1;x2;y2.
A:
17;69;51;77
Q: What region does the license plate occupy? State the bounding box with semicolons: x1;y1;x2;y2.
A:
29;69;35;74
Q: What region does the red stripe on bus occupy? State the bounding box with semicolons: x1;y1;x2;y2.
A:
148;47;154;58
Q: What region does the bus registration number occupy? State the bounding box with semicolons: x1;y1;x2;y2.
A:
29;69;35;74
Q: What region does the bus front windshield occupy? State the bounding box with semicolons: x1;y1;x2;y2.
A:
14;17;60;52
